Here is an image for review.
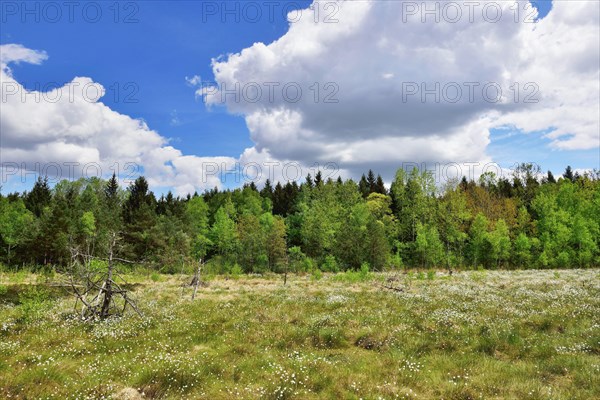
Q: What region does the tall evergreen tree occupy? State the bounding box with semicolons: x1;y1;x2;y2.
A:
366;169;377;193
25;176;52;217
122;177;157;260
314;171;323;187
563;165;575;182
305;174;314;188
374;175;386;194
261;179;274;200
358;174;370;198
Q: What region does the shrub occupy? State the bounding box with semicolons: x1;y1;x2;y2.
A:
321;255;339;273
311;268;322;281
18;287;51;323
230;263;243;278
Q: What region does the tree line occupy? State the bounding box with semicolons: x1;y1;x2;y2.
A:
0;164;598;273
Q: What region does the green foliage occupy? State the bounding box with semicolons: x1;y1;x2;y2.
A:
209;205;238;260
2;163;599;273
230;263;243;278
414;222;444;268
0;198;34;263
18;286;51;323
311;267;323;280
321;255;340;273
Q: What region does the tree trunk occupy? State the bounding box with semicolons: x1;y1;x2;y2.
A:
100;244;114;319
191;259;202;300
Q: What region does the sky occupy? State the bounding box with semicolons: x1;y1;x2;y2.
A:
0;0;598;195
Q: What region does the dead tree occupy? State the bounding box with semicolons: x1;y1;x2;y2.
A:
190;258;205;300
68;232;142;320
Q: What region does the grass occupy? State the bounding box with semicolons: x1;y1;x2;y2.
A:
0;269;599;399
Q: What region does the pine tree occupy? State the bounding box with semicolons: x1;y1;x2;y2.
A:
105;173;119;201
305;174;314;188
366;169;376;193
563;166;575;182
358;174;369;198
122;177;157;260
314;171;323;187
25;176;52;217
375;175;386;194
261;179;274;200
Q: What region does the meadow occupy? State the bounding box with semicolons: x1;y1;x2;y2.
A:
0;269;599;399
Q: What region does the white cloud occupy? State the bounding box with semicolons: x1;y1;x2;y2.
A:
2;1;598;194
205;0;599;178
0;44;47;71
0;45;235;195
185;75;202;87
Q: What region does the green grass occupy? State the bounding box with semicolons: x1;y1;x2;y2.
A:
0;269;599;399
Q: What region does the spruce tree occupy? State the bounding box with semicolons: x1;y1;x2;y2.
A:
25;176;52;217
563;166;575;182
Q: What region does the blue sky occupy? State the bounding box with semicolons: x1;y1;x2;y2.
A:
1;0;598;194
1;1;311;159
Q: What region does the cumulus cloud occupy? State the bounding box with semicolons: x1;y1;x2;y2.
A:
0;45;235;195
2;1;598;194
204;0;599;178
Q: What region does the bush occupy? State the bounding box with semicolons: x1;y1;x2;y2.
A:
150;273;161;282
359;262;370;278
321;255;339;273
230;263;243;278
311;268;323;281
18;287;51;323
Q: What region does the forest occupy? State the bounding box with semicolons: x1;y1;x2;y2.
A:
0;163;599;273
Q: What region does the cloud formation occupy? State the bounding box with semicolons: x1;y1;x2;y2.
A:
0;44;236;195
204;0;599;177
2;1;598;194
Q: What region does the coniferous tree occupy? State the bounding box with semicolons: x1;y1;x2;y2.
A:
366;170;377;193
374;175;386;194
563;165;575;182
314;171;323;187
122;177;157;261
305;174;314;188
25;176;52;217
261;179;274;200
358;174;370;198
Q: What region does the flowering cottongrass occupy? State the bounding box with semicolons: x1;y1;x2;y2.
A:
0;269;599;399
